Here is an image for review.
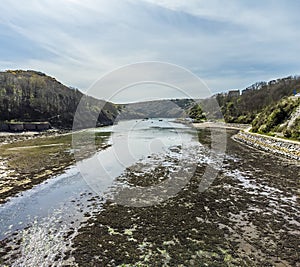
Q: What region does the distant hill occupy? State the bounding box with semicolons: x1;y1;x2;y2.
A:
118;99;195;120
118;75;300;124
0;70;119;129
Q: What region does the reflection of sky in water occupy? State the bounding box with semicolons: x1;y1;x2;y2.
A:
78;119;197;200
0;119;197;239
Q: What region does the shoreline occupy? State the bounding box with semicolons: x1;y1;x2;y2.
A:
0;129;69;145
193;122;300;161
233;131;300;161
1;122;299;266
1;122;298;205
0;129;110;204
193;121;250;130
0;131;75;204
0;130;69;201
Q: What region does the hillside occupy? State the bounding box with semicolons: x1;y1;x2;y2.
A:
0;70;200;129
118;75;300;124
0;70;119;129
251;96;300;140
118;99;195;120
215;75;300;123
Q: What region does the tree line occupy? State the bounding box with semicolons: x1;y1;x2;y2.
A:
0;70;119;129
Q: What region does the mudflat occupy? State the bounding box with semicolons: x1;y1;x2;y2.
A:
0;131;110;204
73;129;300;266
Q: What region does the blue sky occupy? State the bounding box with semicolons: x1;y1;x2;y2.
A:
0;0;300;102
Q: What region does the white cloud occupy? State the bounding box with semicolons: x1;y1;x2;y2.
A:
0;0;299;101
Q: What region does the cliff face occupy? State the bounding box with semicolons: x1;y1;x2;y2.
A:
0;70;119;129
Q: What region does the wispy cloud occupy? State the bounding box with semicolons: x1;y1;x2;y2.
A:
0;0;299;101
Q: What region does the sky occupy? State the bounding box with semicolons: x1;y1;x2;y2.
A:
0;0;300;102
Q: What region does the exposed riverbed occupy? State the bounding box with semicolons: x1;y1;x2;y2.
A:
0;120;299;266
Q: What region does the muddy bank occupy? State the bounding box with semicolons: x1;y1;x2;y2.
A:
233;131;300;160
72;129;300;266
0;129;68;145
0;130;110;204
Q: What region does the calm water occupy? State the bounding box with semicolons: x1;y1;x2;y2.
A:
0;119;198;239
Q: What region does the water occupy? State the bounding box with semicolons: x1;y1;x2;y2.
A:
1;123;299;266
0;119;198;239
75;119;200;200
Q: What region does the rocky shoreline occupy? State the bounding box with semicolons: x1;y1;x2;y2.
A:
193;122;299;161
1;126;299;266
233;131;300;161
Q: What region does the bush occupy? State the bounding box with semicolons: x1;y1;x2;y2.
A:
283;129;291;138
258;124;269;133
188;104;206;121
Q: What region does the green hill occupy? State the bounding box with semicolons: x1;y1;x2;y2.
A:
0;70;119;129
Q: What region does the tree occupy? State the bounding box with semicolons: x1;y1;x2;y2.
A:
188;104;206;122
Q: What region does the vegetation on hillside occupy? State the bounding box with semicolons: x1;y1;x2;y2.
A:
0;70;119;129
251;96;300;140
215;76;300;123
